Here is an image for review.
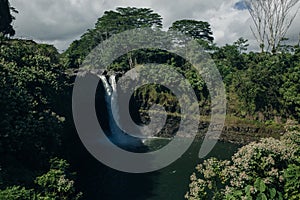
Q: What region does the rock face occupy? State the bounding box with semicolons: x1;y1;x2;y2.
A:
139;111;284;144
95;74;284;145
220;125;282;144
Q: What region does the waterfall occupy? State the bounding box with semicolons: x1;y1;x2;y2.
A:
99;74;141;146
109;75;120;133
99;75;112;97
99;75;121;139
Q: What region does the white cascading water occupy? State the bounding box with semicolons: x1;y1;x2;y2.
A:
109;75;120;135
99;74;139;146
99;74;168;148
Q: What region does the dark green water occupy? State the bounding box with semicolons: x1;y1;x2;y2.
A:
142;139;239;200
77;138;239;200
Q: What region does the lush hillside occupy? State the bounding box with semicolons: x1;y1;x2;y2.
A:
0;5;299;200
185;130;300;200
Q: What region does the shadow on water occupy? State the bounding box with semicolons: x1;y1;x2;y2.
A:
69;77;240;200
73;134;159;199
74;153;159;200
70;79;159;200
73;137;239;200
141;138;240;200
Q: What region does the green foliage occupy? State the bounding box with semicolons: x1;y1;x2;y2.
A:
0;159;82;200
0;0;17;37
0;186;33;200
184;158;230;200
280;63;300;120
233;37;249;53
225;52;290;120
210;43;300;123
62;7;300;124
62;7;163;68
65;10;214;117
0;40;65;185
169;19;215;50
284;161;300;200
169;20;214;43
213;40;247;70
2;6;300;199
34;158;82;200
95;7;162;34
185;131;300;200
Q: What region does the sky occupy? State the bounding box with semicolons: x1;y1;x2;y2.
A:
10;0;300;52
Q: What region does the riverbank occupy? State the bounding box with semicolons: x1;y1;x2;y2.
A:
139;110;291;145
216;116;285;144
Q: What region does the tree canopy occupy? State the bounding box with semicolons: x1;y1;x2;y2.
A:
95;7;162;35
1;5;300;200
0;0;17;37
169;19;214;43
0;39;66;185
62;7;163;68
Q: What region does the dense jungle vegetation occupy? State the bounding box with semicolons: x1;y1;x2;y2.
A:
0;2;299;199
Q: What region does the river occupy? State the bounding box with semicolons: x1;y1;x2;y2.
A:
77;75;240;199
77;138;240;200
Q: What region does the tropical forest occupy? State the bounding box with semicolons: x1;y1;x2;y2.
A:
0;0;300;199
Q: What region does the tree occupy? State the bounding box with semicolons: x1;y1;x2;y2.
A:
0;0;17;37
95;7;162;37
229;53;285;119
233;37;249;53
185;131;300;200
246;0;300;53
0;186;33;200
169;20;214;44
0;40;65;185
213;42;246;71
284;159;300;200
63;7;163;68
280;63;300;120
0;158;82;200
35;158;82;200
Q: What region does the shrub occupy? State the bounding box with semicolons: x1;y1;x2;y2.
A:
185;131;300;200
0;158;82;200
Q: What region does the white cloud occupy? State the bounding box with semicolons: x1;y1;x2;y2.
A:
10;0;300;51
